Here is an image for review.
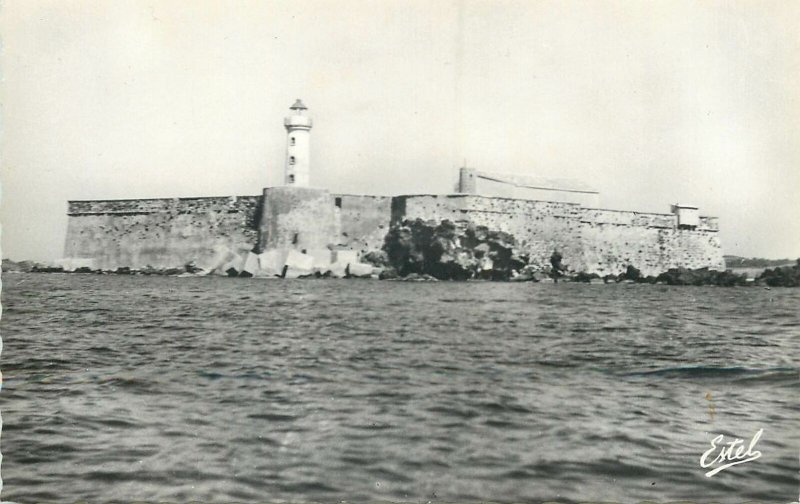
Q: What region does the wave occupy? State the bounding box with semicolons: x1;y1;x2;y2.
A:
621;365;798;382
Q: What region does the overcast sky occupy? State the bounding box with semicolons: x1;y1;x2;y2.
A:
2;0;798;261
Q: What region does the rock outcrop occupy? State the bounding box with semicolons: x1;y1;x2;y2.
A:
654;267;748;286
757;260;800;287
2;259;36;272
383;219;525;280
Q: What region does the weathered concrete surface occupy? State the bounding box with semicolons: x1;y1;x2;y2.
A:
283;250;314;278
334;194;392;255
257;187;337;253
307;248;333;269
327;261;347;277
201;246;237;273
242;252;260;276
257;249;287;276
334;249;359;266
346;262;374;278
64;196;260;271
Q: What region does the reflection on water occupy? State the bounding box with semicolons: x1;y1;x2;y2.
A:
2;274;798;502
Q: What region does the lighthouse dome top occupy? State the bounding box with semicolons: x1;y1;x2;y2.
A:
289;99;308;111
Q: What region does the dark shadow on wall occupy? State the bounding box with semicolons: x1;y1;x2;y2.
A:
249;195;265;252
390;196;406;226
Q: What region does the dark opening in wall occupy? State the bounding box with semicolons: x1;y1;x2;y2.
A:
335;197;342;208
292;233;299;245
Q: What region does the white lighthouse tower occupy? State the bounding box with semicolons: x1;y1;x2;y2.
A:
283;99;312;186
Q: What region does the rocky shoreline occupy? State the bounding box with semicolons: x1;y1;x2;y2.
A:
5;218;798;287
4;257;798;287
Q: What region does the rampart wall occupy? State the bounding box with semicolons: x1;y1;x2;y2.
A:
65;189;725;275
393;194;724;276
257;187;337;252
334;194;393;256
64;196;261;270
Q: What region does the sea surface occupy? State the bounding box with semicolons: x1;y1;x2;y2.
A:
1;273;798;503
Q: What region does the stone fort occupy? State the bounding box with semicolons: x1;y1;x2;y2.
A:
64;100;725;276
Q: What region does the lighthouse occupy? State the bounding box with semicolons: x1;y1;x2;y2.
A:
283;99;312;186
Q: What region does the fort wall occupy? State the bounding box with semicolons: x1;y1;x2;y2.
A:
256;187;337;252
65;189;725;276
392;194;724;276
334;194;393;256
64;196;260;270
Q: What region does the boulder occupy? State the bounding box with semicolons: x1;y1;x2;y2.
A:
307;248;333;269
35;265;65;273
474;243;491;258
201;246;237;274
401;273;439;282
2;259;35;272
326;261;347;278
756;261;799;287
334;250;359;266
285;250;314;269
531;271;551;282
379;267;399;280
572;272;599;283
283;250;314;278
346;262;374;278
655;267;750;287
54;257;95;272
362;250;389;267
220;253;245;277
184;261;204;274
510;267;534;282
621;265;642;282
257;249;287;277
240;252;260;277
550;251;564;275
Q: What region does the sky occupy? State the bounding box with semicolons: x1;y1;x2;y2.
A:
1;0;798;261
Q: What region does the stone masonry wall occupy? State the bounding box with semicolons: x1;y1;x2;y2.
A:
334;194;393;255
64;196;261;270
257;187;337;252
64;191;724;275
394;194;724;276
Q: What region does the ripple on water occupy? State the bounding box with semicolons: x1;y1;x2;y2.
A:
1;275;798;502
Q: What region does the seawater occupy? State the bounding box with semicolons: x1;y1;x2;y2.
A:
1;274;798;502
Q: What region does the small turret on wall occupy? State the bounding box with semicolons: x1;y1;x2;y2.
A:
671;203;700;229
458;167;477;194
